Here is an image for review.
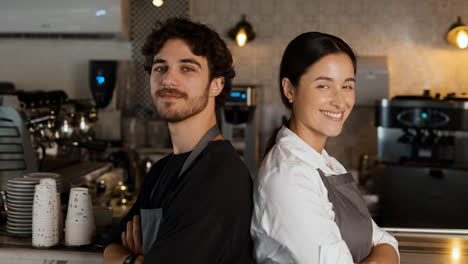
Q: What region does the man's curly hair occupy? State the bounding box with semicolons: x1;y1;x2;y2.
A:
142;18;235;110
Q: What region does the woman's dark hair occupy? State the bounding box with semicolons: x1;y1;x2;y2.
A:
141;17;235;110
279;32;356;108
264;32;356;156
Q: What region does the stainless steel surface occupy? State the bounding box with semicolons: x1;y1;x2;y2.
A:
51;161;112;187
221;109;258;177
386;228;468;235
355;56;389;106
0;248;102;264
379;165;468;229
376;97;468;167
378;98;468;110
377;127;468;167
221;85;258;177
375;97;468;230
27;115;55;125
0;227;102;264
376;98;468;130
392;232;468;264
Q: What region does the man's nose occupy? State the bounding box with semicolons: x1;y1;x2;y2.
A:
162;68;178;87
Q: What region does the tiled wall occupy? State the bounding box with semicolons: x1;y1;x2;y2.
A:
190;0;468;169
191;0;468;105
127;0;189;119
119;0;188;148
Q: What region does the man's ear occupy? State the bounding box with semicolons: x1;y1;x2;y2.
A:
209;77;225;97
281;77;295;103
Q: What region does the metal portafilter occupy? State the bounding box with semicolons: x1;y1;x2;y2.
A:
58;118;74;139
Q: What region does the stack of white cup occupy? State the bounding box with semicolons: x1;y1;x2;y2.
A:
65;187;95;246
32;180;59;247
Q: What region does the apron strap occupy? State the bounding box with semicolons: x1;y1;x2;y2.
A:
178;124;220;178
149;124;220;200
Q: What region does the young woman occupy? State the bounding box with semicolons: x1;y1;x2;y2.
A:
251;32;399;264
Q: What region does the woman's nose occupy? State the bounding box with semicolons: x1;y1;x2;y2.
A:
330;87;345;108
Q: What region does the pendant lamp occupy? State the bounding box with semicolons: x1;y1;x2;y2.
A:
152;0;163;7
228;15;256;47
446;16;468;49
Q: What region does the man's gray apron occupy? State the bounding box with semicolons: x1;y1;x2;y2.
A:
317;169;373;263
140;124;220;255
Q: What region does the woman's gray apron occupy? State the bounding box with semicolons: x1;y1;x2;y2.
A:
317;169;373;263
140;124;220;255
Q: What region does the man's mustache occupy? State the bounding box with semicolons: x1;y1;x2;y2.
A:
156;88;188;99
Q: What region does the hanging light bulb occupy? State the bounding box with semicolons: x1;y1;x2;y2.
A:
152;0;164;7
228;15;256;47
452;248;461;260
456;31;468;49
236;28;248;47
446;16;468;49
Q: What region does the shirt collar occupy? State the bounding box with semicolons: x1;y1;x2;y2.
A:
275;125;338;174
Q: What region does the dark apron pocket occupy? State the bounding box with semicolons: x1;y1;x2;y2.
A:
140;208;163;255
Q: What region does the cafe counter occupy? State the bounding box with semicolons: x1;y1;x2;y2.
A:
390;229;468;264
0;226;103;264
0;197;134;264
1;226;468;263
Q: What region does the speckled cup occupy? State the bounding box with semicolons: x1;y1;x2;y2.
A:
32;183;57;248
64;187;94;246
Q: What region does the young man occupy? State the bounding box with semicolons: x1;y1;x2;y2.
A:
103;18;253;264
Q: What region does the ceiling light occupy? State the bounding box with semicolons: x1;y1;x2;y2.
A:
228;15;256;47
152;0;164;7
95;9;107;17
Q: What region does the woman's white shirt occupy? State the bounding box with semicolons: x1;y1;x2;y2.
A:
251;126;399;264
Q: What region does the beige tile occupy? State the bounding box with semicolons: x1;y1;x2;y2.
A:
191;0;468;168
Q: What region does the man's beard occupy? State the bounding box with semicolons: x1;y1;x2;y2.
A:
154;84;210;123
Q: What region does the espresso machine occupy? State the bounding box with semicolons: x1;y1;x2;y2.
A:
375;94;468;228
220;85;258;176
0;99;38;190
376;97;468;166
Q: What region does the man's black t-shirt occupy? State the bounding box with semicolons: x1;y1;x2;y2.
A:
149;151;190;208
119;140;253;264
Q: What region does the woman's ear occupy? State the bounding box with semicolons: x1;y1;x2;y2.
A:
281;78;295;103
209;77;225;97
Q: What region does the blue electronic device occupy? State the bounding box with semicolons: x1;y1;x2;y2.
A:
96;76;106;85
226;86;255;106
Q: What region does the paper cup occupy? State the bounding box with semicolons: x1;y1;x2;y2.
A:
65;187;94;246
32;183;57;247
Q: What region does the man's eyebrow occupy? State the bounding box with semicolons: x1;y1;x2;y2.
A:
180;58;202;69
152;59;166;66
151;58;202;69
345;77;356;82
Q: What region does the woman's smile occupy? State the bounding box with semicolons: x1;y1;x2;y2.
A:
320;110;344;121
